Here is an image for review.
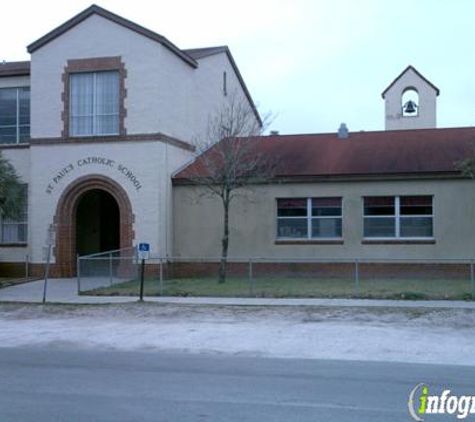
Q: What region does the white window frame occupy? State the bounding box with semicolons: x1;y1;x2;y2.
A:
0;87;30;144
0;184;28;244
69;71;120;137
276;197;343;240
363;195;434;240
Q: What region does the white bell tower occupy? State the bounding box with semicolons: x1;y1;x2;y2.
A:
382;65;439;131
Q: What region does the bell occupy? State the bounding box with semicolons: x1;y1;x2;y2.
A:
403;100;417;114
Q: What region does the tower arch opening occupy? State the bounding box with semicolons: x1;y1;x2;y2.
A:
401;87;419;117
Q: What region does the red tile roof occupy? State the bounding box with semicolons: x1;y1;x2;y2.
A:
174;127;475;182
0;61;30;77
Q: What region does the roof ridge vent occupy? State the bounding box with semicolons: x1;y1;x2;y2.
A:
338;123;349;139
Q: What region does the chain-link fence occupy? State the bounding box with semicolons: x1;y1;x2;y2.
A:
77;251;475;300
77;247;138;293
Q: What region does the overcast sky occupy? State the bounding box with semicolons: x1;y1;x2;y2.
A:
2;0;475;134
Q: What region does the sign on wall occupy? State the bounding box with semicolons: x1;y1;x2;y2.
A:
45;156;143;194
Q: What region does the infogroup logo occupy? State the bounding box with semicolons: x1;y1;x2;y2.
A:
408;383;475;421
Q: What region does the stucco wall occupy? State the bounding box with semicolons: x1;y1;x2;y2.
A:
30;14;195;141
173;178;475;260
384;68;437;130
29;14;258;145
26;140;191;264
190;53;259;142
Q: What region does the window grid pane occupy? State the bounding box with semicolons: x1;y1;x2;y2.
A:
277;218;308;238
70;71;119;136
277;197;342;239
277;198;307;217
364;217;396;238
400;195;433;216
0;88;30;143
312;218;342;238
364;196;433;238
400;217;433;237
95;71;120;135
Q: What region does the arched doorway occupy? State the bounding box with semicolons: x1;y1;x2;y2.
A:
54;175;134;277
76;189;120;256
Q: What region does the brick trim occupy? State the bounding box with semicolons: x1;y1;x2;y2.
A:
275;240;344;245
361;239;436;245
30;132;195;152
0;262;29;278
61;56;127;138
53;174;135;277
0;144;30;150
168;262;470;284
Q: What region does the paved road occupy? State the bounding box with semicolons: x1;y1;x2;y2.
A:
0;348;472;421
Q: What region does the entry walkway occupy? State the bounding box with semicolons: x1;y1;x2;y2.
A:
1;278;475;309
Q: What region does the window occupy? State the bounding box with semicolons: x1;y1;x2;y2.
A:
0;87;30;144
277;197;342;239
364;196;433;239
70;71;119;136
1;184;28;244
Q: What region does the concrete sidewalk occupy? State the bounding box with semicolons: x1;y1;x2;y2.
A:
1;277;475;309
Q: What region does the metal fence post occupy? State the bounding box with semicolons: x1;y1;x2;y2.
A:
471;259;474;301
135;247;140;282
159;258;164;296
25;254;29;278
109;252;113;286
77;254;81;294
354;259;360;298
249;259;254;296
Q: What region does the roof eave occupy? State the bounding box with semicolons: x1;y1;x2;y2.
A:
173;171;465;185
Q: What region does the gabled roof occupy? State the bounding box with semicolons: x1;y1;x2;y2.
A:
174;126;475;182
27;4;198;68
381;65;440;98
184;45;262;127
0;61;30;77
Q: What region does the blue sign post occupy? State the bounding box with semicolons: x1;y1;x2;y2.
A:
138;243;150;260
137;243;150;301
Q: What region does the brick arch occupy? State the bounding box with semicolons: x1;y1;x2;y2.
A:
54;174;134;277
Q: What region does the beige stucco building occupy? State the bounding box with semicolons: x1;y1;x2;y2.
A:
172;67;475;263
0;5;259;277
0;5;474;279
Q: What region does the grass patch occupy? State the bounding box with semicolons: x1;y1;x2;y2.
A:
83;276;475;300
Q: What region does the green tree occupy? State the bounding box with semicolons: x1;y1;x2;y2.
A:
0;151;23;220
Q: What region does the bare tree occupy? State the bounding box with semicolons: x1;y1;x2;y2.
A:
0;151;22;220
185;93;276;283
